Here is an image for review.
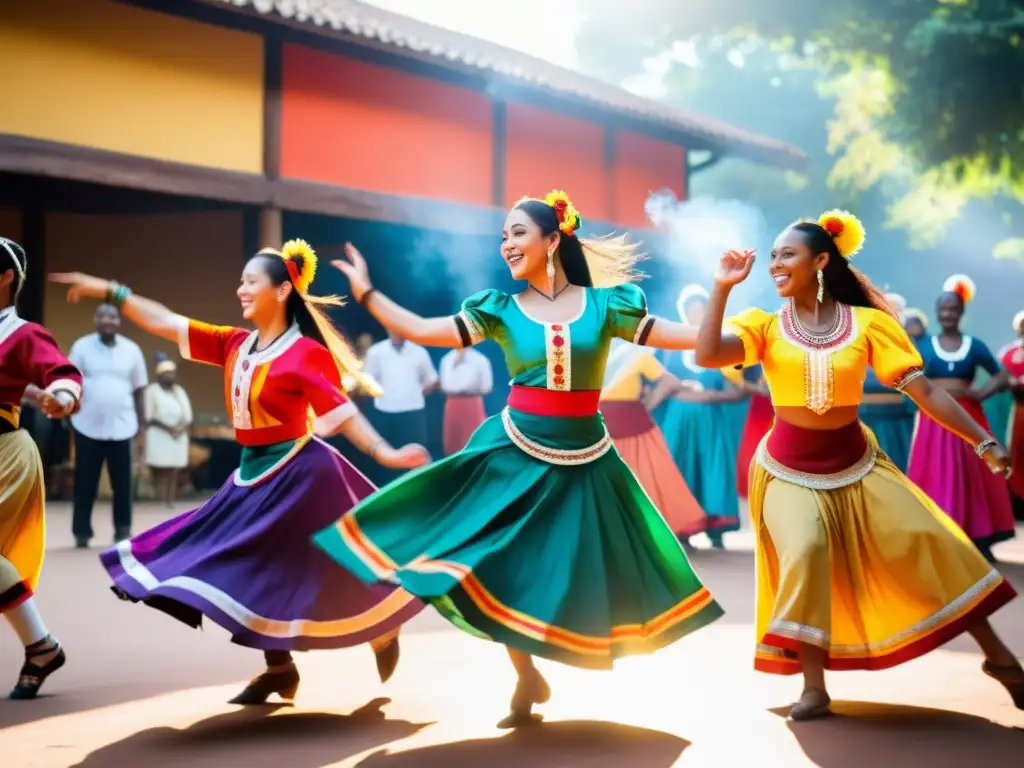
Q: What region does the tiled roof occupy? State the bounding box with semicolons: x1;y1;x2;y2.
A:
209;0;806;170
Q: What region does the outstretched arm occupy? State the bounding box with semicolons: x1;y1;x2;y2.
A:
333;245;461;348
331;411;430;469
645;320;697;351
49;273;184;342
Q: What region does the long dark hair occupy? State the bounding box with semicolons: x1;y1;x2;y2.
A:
254;250;381;396
0;237;26;307
515;199;645;287
789;221;896;318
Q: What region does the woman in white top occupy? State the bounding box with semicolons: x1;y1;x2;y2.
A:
144;360;192;506
439;347;494;455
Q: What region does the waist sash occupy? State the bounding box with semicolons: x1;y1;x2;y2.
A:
757;419;876;489
503;386;610;466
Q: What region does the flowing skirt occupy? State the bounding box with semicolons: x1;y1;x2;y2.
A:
100;437;423;651
443;395;487;456
907;397;1016;547
751;420;1016;674
601;400;707;537
657;398;742;535
858;401;915;473
736;394;773;498
313;402;723;670
0;430;45;612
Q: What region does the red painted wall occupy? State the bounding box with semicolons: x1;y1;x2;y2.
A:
503;102;610;222
281;44;493;206
613;131;686;229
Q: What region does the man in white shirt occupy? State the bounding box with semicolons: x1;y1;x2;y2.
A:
439;347;494;455
68;304;148;547
363;331;438;481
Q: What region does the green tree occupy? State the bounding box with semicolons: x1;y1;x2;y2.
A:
577;0;1024;252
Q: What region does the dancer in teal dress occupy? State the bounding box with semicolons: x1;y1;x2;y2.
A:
858;366;915;472
655;285;745;548
314;190;723;727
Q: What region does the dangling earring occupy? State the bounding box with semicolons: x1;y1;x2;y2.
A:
815;268;824;322
546;249;556;295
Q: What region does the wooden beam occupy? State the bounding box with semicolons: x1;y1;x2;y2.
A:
0;134;271;206
491;99;507;208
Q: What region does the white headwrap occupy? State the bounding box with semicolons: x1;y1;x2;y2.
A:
676;284;709;321
0;238;26;300
1013;310;1024;334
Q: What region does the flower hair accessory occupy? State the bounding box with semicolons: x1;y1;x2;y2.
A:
942;273;976;305
280;239;318;295
544;190;582;236
817;209;865;259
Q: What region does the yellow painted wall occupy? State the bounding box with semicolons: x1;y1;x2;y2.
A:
0;0;264;173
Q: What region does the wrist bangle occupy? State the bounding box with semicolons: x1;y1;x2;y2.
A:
370;437;383;459
359;288;377;309
107;282;132;309
975;437;998;458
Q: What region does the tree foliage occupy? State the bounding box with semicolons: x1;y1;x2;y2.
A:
577;0;1024;252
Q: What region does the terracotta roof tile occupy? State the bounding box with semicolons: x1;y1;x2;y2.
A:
210;0;806;170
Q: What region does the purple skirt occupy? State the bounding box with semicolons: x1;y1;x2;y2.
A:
907;402;1016;548
99;438;423;651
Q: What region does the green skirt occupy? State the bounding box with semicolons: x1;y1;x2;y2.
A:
313;407;724;670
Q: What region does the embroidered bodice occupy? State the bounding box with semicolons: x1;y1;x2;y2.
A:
456;284;653;392
919;335;1000;381
0;306;82;429
176;318;356;447
726;301;923;414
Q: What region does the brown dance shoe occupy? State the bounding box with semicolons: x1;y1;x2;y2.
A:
982;660;1024;709
228;664;300;705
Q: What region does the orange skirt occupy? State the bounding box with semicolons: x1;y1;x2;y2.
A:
601;400;707;536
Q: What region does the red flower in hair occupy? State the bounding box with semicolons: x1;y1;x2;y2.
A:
552;199;569;221
821;216;844;237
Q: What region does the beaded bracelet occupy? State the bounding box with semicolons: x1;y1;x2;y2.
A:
108;283;133;309
359;287;377;309
974;437;998;458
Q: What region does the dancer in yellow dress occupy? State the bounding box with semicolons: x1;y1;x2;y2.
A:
693;211;1022;720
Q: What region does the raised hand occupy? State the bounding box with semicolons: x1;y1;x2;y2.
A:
331;243;373;301
49;272;111;304
714;249;756;287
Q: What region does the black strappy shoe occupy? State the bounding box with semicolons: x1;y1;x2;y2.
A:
374;637;400;684
497;670;551;729
9;637;66;700
228;665;300;705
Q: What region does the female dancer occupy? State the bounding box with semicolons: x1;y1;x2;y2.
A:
0;237;82;699
657;285;745;547
693;211;1022;720
600;337;708;539
999;311;1024;508
903;308;928;343
314;190;723;727
735;364;773;499
50;240;427;704
906;275;1015;559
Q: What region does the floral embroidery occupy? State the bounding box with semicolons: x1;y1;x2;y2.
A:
546;322;570;390
501;408;611;465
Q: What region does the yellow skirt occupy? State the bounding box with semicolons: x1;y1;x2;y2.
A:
0;430;46;612
751;424;1016;675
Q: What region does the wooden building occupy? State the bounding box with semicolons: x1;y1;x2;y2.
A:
0;0;804;418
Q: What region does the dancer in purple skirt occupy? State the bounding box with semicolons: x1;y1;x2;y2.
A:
50;240;428;704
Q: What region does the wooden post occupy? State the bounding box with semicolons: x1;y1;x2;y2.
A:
491;98;507;207
18;208;45;324
262;33;283;247
603;126;616;224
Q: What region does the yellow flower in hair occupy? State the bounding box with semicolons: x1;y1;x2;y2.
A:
817;209;865;259
544;189;582;236
280;238;318;295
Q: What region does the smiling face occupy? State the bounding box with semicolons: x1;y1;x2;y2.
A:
936;294;963;332
94;304;121;338
238;256;291;325
769;226;829;300
501;207;559;282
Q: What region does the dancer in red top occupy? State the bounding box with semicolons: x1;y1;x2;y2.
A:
0;237;83;699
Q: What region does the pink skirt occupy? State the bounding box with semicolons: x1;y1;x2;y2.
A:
443;396;487;456
601;400;707;537
907;397;1016;546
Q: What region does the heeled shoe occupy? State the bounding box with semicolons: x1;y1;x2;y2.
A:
497;671;551;729
982;660;1024;709
9;639;66;700
788;688;832;721
228;664;300;705
374;638;400;684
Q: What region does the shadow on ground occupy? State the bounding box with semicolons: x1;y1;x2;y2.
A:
771;701;1024;768
356;720;689;767
71;698;428;768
